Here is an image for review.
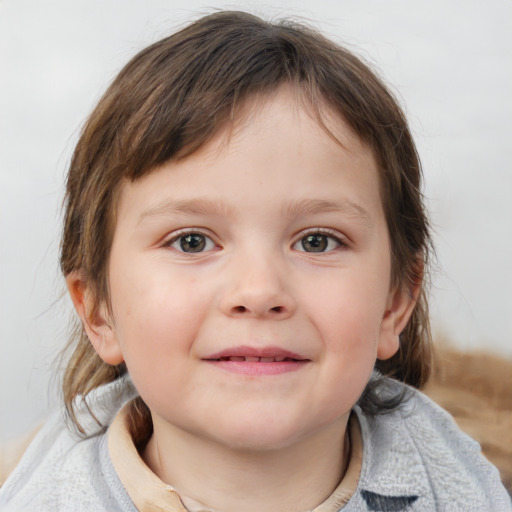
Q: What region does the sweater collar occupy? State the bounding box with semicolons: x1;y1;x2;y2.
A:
107;400;363;512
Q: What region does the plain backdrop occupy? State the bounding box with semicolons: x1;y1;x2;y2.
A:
1;0;511;442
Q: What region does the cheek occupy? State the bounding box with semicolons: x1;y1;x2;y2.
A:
111;259;183;320
108;263;216;366
310;276;387;341
109;280;199;405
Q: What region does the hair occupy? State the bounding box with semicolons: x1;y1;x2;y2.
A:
60;10;433;434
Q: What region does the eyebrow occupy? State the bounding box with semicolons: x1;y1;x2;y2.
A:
138;197;373;226
281;198;373;226
138;198;236;223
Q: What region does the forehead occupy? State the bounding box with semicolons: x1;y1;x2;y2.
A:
115;86;382;227
226;86;371;159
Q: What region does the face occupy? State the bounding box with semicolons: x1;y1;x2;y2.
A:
77;88;413;452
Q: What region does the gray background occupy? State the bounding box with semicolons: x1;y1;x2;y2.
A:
1;0;511;442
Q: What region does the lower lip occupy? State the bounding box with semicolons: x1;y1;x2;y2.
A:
205;360;309;376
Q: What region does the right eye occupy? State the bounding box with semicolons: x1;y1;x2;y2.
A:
292;230;345;253
168;232;216;253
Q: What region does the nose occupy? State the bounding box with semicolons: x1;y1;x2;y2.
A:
218;251;297;320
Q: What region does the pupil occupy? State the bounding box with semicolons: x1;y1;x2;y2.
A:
302;234;327;252
181;234;205;252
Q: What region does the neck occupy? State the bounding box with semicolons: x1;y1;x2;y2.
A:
143;416;349;512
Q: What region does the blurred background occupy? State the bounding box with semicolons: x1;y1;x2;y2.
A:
1;0;511;455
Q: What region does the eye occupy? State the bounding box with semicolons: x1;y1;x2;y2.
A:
168;232;216;253
294;232;343;253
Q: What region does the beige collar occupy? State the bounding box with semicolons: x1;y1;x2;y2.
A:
108;401;362;512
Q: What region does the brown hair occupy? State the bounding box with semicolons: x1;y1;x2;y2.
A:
60;10;432;433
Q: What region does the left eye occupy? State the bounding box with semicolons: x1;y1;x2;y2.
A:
169;233;216;253
294;233;342;253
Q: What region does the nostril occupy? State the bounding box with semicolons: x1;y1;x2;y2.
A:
231;305;285;315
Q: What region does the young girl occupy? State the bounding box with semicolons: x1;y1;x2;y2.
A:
0;10;509;512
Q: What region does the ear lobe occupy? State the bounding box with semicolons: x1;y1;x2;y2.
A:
377;278;421;361
66;272;124;366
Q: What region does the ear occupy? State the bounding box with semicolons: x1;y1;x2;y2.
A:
377;270;422;361
66;271;124;366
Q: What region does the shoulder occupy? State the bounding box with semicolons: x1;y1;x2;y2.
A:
350;378;511;511
0;377;138;512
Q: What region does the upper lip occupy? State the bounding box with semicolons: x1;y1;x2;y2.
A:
204;345;309;362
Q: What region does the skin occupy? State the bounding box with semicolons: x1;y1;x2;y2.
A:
68;87;417;512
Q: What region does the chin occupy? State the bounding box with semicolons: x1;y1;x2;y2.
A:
219;431;301;453
206;415;323;454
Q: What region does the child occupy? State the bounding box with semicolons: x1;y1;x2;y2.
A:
0;10;509;512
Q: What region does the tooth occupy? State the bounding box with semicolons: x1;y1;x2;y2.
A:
245;356;259;362
260;357;274;363
274;356;285;362
229;356;245;362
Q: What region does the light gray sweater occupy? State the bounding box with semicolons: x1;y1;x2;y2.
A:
0;377;510;511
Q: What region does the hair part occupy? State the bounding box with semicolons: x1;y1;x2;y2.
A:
60;10;433;433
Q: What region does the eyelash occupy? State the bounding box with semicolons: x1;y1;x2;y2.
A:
292;228;347;253
163;229;217;254
163;228;347;255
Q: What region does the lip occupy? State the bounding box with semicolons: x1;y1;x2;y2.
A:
203;345;310;376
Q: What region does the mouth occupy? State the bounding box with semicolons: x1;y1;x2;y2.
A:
203;346;309;376
211;355;301;363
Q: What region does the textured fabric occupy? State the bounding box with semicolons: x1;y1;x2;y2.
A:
352;381;511;511
0;423;42;486
0;376;510;511
0;378;138;512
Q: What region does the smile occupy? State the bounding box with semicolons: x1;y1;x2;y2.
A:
204;346;310;376
214;356;299;362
